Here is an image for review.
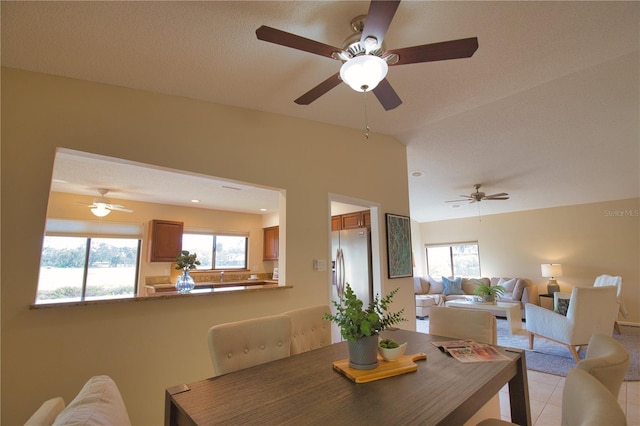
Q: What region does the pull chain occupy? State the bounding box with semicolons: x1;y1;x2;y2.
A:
363;90;370;140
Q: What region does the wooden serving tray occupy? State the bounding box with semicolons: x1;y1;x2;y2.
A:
333;353;427;383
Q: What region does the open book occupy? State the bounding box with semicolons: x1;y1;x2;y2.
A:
432;340;512;363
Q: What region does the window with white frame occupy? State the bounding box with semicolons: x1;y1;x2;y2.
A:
36;220;142;304
182;232;248;270
426;242;480;278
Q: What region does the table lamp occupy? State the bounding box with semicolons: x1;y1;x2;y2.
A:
541;263;563;294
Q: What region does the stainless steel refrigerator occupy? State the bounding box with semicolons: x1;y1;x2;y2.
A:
331;227;373;342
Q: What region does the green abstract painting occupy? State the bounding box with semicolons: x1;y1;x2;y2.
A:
385;213;413;278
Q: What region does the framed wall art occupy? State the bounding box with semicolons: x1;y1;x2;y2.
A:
385;213;413;279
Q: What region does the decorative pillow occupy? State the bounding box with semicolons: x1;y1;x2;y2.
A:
512;279;525;300
413;277;424;294
555;297;570;316
497;277;517;293
442;276;464;295
427;276;444;294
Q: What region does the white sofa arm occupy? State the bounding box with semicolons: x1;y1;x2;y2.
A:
525;303;572;343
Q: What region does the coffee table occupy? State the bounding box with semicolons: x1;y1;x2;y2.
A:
444;300;523;334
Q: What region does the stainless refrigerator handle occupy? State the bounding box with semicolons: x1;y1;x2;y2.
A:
336;248;345;299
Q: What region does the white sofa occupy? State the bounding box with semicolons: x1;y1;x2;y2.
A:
25;375;131;426
414;276;538;319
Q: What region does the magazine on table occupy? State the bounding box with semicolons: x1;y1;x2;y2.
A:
432;340;512;363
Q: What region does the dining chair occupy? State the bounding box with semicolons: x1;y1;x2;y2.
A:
207;314;291;376
525;286;619;362
594;274;628;334
476;367;627;426
576;333;629;398
282;304;331;355
429;306;500;426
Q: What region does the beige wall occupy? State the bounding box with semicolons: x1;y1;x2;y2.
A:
1;68;413;425
415;199;640;323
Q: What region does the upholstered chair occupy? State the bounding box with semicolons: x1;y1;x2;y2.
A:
476;368;627;426
282;304;331;355
576;333;629;398
208;315;291;376
429;306;499;426
525;286;618;362
594;274;628;334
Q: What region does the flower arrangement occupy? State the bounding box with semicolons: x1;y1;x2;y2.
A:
174;250;200;271
324;283;406;342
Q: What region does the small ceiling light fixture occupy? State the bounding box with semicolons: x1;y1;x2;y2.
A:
260;208;267;212
191;199;200;203
339;55;388;92
91;203;111;218
411;171;424;178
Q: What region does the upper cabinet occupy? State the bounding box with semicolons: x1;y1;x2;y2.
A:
263;226;279;261
333;210;370;231
148;219;183;262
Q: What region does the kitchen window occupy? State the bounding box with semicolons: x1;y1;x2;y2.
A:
36;236;140;303
426;242;480;278
35;219;143;304
182;233;248;270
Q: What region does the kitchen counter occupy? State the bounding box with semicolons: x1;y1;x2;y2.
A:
145;280;280;294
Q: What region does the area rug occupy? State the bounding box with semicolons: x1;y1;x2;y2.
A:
416;318;639;380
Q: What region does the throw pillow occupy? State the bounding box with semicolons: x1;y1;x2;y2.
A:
427;276;444;294
512;279;525;300
497;277;517;293
442;276;464;295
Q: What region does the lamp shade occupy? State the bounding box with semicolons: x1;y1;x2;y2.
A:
91;203;111;218
541;263;563;278
339;55;388;92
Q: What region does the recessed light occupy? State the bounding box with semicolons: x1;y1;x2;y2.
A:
410;171;423;177
260;208;267;212
191;199;200;203
451;204;460;208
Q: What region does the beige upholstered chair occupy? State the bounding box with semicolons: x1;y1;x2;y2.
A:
429;306;500;426
208;315;291;376
576;333;629;398
562;368;627;425
594;275;628;334
525;286;618;362
282;304;331;355
476;368;627;426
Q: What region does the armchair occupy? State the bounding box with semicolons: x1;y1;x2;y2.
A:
594;274;628;334
525;286;619;362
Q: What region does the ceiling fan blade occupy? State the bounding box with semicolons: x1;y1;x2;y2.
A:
294;73;342;105
108;204;133;213
484;196;509;201
372;78;402;110
387;37;479;66
445;199;469;203
485;192;509;198
360;0;401;48
256;25;342;59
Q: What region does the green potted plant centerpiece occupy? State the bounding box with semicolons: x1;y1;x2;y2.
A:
174;250;201;293
473;281;505;304
324;283;406;370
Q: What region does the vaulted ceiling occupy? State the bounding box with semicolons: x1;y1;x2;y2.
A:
2;1;638;222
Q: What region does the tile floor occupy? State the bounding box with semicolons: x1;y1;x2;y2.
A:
416;319;639;425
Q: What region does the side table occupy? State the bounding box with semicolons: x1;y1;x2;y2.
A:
539;294;554;310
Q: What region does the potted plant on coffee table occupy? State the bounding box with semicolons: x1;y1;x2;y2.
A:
324;283;406;370
473;282;505;304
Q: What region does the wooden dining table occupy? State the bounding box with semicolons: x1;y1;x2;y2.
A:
165;329;531;425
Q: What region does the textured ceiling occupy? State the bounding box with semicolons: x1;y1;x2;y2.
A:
2;1;638;222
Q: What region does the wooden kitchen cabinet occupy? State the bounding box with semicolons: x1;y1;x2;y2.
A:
263;226;279;261
340;211;371;229
148;219;183;262
331;216;342;231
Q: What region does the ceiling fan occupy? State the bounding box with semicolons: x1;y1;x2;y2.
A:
88;188;133;217
446;184;510;204
255;0;478;111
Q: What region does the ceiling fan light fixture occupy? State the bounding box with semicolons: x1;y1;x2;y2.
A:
91;203;111;217
340;55;388;92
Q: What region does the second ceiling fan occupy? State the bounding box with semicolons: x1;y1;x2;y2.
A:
256;0;479;110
